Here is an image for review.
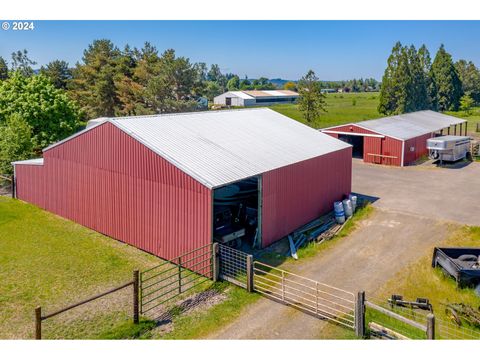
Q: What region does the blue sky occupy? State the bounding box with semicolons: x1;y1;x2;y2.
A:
1;21;480;80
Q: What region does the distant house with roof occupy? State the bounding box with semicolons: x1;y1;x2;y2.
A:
214;90;299;107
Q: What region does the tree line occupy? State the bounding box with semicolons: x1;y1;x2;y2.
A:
379;42;480;115
0;39;282;176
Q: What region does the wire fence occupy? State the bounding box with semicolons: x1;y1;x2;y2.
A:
218;244;249;289
366;296;480;340
0;174;13;197
140;243;213;317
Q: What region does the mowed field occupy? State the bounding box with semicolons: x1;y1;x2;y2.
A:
0;197;161;339
271;91;480;138
270;92;382;129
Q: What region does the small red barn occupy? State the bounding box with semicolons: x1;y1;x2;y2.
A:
13;108;352;260
321;110;467;166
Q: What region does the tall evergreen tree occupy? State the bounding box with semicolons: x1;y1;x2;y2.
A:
379;42;431;115
455;59;480;104
0;57;8;81
297;70;326;123
11;50;36;77
69;39;122;118
418;45;437;110
40;60;72;89
430;45;463;111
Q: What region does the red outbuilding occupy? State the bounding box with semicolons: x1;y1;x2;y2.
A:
321;110;467;166
13;108;352;260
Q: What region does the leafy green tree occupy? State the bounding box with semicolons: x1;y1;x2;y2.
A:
240;78;252;90
11;50;36;77
0;114;35;176
0;57;8;81
455;59;480;104
460;94;474;115
0;72;81;150
297;70;326;123
430;45;463;111
40;60;72;89
227;76;240;91
204;81;221;101
284;81;297;91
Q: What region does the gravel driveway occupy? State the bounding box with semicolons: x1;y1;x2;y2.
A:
353;160;480;226
208;160;478;339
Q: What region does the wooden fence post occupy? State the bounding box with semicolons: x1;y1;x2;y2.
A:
427;313;435;340
11;174;15;199
246;255;254;293
212;243;220;282
133;270;139;324
35;306;42;340
355;291;365;338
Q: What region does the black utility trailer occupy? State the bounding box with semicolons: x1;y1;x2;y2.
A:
432;247;480;287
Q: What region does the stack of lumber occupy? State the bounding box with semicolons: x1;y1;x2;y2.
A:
285;212;350;259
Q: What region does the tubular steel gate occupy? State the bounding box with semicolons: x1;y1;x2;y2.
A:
140;243;213;316
253;261;356;329
217;244;251;289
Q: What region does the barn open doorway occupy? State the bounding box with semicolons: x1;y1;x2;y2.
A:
213;176;261;251
338;134;364;159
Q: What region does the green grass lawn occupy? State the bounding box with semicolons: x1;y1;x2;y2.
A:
0;196;161;339
270;92;382;129
445;108;480;136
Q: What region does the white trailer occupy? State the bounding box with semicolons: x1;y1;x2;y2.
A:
427;135;471;163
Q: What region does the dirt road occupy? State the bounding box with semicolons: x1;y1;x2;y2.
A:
209;209;451;339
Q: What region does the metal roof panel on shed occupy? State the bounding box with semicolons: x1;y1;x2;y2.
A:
354;110;466;140
44;108;350;189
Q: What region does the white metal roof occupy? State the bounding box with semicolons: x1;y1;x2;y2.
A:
227;91;254;99
44;108;351;189
12;158;44;166
345;111;466;141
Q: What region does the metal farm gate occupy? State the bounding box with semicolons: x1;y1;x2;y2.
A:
253;261;356;329
217;244;251;289
140;243;213;316
139;242;358;334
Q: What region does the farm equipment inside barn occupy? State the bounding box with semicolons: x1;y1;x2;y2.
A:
213;177;259;249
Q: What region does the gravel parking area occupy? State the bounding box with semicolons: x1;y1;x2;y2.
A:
352;160;480;226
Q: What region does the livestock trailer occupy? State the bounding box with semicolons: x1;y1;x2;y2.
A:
321;110;468;166
13;108;352;261
427;135;471;162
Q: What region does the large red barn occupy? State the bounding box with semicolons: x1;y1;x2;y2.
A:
13;108;352;260
321;110;467;166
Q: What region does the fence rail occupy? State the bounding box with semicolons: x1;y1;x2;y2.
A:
140;243;213;316
35;270;139;340
253;261;356;329
0;174;14;198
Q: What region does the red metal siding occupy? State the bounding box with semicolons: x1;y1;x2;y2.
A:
15;122;212;261
261;147;352;247
325;124;403;166
404;133;433;165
